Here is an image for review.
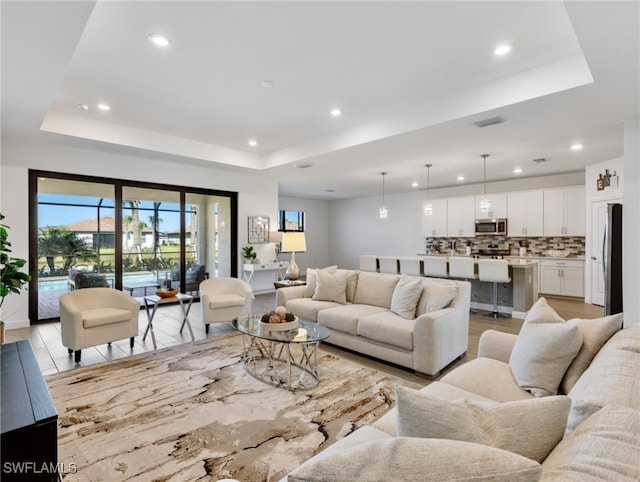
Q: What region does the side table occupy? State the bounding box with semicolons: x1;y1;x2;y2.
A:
142;293;194;349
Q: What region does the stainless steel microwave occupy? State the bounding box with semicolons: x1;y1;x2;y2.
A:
475;218;507;236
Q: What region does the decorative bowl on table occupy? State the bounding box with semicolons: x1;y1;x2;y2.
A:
156;288;179;298
258;306;299;332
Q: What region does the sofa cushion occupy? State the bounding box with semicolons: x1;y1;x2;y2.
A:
82;308;133;328
509;297;583;397
353;272;399;308
566;340;640;433
390;275;423;319
287;437;542;482
286;298;342;322
440;357;533;402
207;293;245;309
312;269;348;304
541;405;640;482
357;312;414;350
317;304;388;335
396;386;570;463
416;280;458;315
304;266;337;298
559;313;623;394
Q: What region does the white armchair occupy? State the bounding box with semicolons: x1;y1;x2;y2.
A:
59;287;140;363
200;277;254;333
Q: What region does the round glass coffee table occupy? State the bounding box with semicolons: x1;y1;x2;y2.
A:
232;314;331;391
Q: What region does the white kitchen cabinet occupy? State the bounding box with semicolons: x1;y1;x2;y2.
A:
543;187;585;236
507;190;544;237
538;259;584;297
474;193;507;219
422;198;448;237
447;197;475;237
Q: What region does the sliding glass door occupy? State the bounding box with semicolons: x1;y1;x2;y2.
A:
30;171;237;323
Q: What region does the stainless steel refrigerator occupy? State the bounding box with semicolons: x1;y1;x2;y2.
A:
604;203;623;316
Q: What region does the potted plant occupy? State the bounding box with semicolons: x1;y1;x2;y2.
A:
1;213;31;343
241;245;257;263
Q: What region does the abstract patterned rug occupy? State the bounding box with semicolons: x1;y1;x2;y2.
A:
46;332;419;481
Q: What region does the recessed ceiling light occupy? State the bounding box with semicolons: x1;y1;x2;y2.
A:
457;175;465;181
261;80;275;88
330;108;342;117
325;189;335;193
77;103;89;110
148;33;170;47
494;45;511;56
571;143;583;151
411;181;419;188
513;167;523;174
248;139;257;147
97;103;110;111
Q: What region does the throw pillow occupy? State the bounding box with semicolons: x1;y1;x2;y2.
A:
304;265;337;298
344;270;359;303
390;275;423;319
509;297;583;397
312;269;348;304
395;385;571;463
559;313;623;394
287;437;542;482
416;281;458;315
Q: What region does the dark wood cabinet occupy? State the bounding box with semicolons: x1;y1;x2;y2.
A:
1;340;58;482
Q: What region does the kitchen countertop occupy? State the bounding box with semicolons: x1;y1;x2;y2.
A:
416;254;538;267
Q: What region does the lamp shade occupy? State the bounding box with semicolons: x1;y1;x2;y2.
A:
268;231;283;244
280;232;306;253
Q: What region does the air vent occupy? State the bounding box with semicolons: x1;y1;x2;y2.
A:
294;163;313;169
473;116;505;128
532;158;547;163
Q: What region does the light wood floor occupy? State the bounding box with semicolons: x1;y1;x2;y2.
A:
4;294;603;385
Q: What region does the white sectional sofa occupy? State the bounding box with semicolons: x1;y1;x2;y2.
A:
276;268;471;377
285;298;640;482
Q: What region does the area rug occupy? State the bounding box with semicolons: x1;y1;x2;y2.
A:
46;332;420;481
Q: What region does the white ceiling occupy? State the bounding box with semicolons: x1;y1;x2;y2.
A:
2;1;638;199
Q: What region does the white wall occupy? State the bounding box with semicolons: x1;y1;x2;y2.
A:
584;157;624;304
623;116;639;326
0;137;279;328
278;196;330;272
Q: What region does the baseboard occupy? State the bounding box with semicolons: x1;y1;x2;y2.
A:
3;318;30;330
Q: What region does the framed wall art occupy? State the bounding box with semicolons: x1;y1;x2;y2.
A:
248;216;270;243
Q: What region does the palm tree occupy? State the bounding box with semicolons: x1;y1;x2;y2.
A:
38;227;95;272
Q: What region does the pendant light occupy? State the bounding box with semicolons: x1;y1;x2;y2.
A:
480;154;492;214
423;163;433;216
379;172;388;219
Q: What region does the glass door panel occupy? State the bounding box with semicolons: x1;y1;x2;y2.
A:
37;178;115;320
122;187;180;297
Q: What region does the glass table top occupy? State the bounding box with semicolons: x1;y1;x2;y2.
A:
233;314;331;344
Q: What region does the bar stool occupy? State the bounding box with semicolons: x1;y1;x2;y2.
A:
423;256;448;278
359;255;378;272
378;257;399;274
398;258;422;276
448;257;478;313
478;259;511;318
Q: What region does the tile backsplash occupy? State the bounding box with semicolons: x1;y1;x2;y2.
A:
425;236;585;257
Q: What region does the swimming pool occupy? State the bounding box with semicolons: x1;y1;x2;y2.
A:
38;272;161;291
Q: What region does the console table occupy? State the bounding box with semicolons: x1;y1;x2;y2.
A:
1;340;58;481
242;262;289;294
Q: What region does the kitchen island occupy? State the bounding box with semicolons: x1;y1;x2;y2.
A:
415;255;539;318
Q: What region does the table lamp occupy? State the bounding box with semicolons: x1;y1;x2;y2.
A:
269;231;283;262
280;232;306;280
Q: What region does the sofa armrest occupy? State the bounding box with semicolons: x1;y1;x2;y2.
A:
275;285;306;307
413;307;469;376
477;330;518;363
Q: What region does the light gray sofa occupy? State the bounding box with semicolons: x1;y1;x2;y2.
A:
276;269;471;377
285;300;640;482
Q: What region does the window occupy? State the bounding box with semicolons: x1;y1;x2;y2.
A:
278;210;304;232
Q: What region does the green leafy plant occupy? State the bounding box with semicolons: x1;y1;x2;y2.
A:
242;245;256;260
1;213;31;309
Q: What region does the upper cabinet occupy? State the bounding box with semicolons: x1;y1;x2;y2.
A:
474;193;507;219
543;187;585;236
447;196;476;237
422;198;448;237
507;191;544;237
